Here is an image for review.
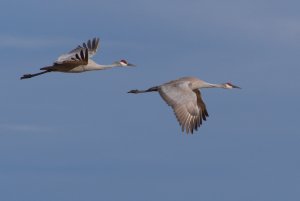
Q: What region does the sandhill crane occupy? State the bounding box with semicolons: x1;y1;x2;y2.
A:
20;37;135;79
128;77;240;134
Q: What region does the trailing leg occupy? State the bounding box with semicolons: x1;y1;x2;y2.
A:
128;86;158;94
20;70;52;80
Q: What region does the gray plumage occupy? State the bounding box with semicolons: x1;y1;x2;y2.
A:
128;76;240;134
20;37;135;79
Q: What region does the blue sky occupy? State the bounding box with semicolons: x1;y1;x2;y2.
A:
0;0;299;200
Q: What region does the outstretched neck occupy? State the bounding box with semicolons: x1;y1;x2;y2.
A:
199;82;225;89
86;61;121;71
92;64;121;70
197;81;240;89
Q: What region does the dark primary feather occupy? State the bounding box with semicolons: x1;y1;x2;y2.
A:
69;37;100;57
40;48;88;71
193;89;209;121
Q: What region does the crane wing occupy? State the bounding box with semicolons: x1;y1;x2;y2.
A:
55;37;100;64
193;89;209;121
41;48;88;71
159;82;209;134
69;37;100;57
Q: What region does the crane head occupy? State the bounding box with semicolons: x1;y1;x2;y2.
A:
224;82;241;89
114;59;136;67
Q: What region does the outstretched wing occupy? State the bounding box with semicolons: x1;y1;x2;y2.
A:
158;82;209;134
41;48;88;71
69;37;100;57
55;37;100;64
193;89;209;121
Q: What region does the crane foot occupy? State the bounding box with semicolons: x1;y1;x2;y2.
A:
20;74;33;80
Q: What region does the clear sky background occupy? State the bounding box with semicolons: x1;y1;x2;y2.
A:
0;0;299;200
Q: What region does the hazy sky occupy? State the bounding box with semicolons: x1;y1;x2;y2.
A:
0;0;299;201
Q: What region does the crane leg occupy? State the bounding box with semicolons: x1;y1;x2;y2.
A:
20;70;51;80
128;86;158;94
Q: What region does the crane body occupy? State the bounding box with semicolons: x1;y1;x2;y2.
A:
128;77;240;134
21;37;135;79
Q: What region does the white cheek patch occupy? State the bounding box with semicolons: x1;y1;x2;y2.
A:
226;84;233;89
120;61;127;66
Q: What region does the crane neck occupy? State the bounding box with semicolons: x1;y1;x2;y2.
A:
198;82;226;89
87;62;121;71
98;63;120;69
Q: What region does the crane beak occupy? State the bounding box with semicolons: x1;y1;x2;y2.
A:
232;84;241;89
127;63;136;67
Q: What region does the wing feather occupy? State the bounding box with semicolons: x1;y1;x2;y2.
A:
193;89;209;121
69;37;100;57
55;37;100;64
159;81;209;134
41;48;88;71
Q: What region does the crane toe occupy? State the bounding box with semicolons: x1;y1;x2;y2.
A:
128;90;139;93
20;74;32;79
